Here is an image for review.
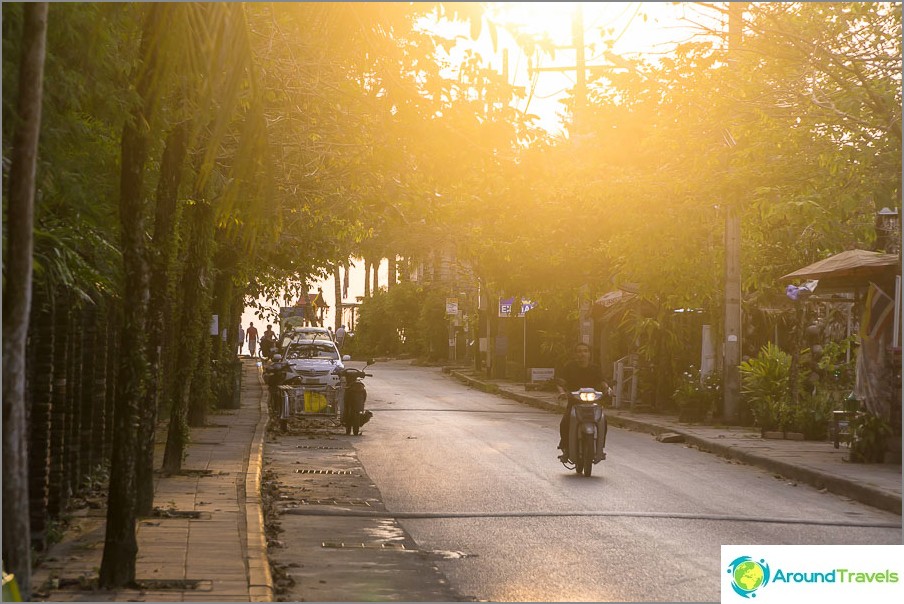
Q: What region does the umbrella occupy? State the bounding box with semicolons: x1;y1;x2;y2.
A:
781;249;899;282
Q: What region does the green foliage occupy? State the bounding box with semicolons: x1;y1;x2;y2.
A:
791;391;836;441
416;287;452;361
850;412;894;463
741;342;837;439
673;367;721;423
740;342;792;433
536;329;569;366
817;336;857;392
354;282;449;359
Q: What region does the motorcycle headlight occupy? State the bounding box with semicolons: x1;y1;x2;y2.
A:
578;388;601;402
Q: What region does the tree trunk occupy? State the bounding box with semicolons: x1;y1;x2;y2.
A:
372;258;380;292
398;257;410;283
66;303;83;499
364;258;371;298
137;120;189;515
2;4;47;596
78;305;99;485
27;299;54;553
47;295;70;518
788;304;805;411
100;3;161;587
387;255;397;290
103;303;120;462
333;264;343;330
165;197;215;466
342;259;351;300
189;322;213;427
91;308;109;474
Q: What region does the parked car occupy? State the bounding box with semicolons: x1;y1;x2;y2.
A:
282;339;345;389
279;326;333;351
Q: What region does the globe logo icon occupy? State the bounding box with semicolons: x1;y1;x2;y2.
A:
726;556;771;598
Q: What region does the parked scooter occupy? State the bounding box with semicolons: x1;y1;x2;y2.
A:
339;360;374;435
262;354;302;424
560;388;607;476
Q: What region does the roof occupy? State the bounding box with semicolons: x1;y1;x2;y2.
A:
293;291;328;308
781;249;899;281
781;249;900;293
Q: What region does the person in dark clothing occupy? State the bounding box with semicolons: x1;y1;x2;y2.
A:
555;342;610;462
261;324;277;358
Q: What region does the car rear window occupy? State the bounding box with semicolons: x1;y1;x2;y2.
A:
285;343;339;360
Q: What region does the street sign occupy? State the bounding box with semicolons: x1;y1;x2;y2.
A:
446;298;459;316
498;297;537;317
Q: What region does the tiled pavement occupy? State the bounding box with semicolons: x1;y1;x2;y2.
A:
30;358;271;602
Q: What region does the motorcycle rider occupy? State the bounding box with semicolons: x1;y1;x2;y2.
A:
260;324;277;359
555;342;610;462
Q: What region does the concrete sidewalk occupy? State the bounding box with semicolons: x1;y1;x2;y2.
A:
31;358;272;602
445;367;903;517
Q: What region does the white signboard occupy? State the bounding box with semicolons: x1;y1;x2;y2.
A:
446;298;459;316
531;367;555;383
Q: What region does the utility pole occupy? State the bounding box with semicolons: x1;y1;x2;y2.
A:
572;4;586;136
528;4;594;137
722;2;745;423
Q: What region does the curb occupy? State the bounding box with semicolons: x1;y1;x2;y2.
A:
447;369;902;516
245;363;274;602
661;428;903;516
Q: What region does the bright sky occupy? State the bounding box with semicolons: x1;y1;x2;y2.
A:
436;2;720;133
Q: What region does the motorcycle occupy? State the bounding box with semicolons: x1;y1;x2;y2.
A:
561;387;608;477
339;360;374;435
263;353;311;422
260;336;278;360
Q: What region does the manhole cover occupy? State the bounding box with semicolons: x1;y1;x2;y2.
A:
294;469;355;475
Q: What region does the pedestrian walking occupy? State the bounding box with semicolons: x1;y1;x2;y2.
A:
237;324;245;356
335;324;347;349
246;322;259;357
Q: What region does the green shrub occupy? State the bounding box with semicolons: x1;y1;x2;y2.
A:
791;390;835;440
354;283;448;359
673;367;721;423
850;412;893;463
740;342;792;433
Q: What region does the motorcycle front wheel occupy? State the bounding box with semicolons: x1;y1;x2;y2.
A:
582;437;595;477
573;444;584;474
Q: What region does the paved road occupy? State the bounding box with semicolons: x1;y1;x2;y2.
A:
267;360;902;602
